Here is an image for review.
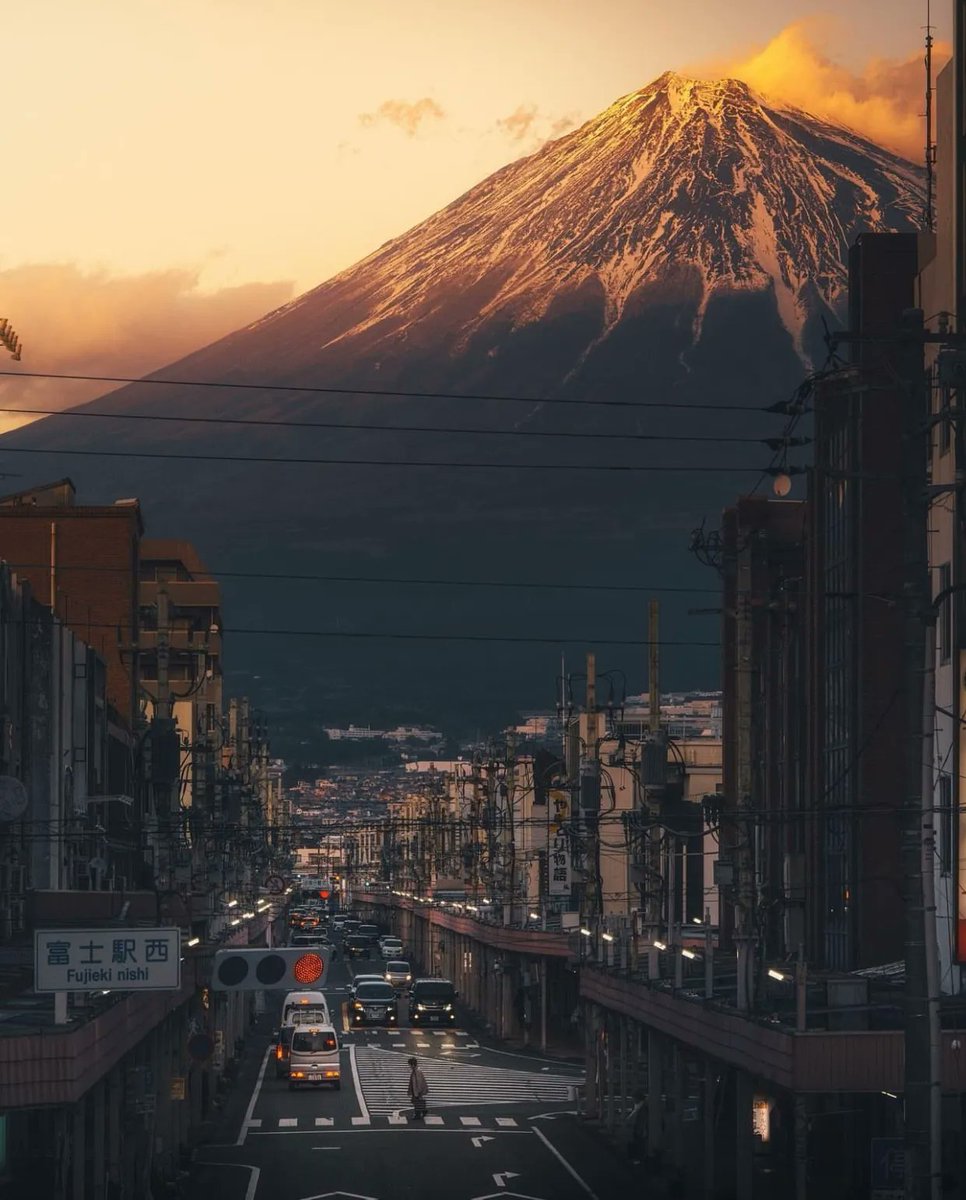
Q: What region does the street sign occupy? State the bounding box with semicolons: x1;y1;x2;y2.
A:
211;947;330;991
266;875;286;895
870;1137;904;1199
170;1076;186;1101
34;927;181;992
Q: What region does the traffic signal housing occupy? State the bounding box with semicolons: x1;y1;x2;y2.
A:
211;948;330;991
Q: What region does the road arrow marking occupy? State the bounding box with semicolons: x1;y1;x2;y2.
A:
493;1172;520;1188
471;1135;495;1148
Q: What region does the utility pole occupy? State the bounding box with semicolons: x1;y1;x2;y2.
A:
581;652;602;926
731;525;756;1013
897;308;934;1200
644;603;665;977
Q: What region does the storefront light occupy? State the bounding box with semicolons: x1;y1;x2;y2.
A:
681;948;697;960
601;933;615;943
653;940;667;951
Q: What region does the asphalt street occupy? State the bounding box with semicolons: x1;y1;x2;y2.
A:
188;931;641;1200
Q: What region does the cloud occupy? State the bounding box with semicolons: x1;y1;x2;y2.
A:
700;18;950;161
497;105;540;143
358;98;445;136
0;264;294;434
495;106;579;149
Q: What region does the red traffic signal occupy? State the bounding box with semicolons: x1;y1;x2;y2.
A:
319;890;330;900
211;948;329;991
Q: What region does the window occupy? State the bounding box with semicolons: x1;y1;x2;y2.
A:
938;773;953;876
938;563;952;665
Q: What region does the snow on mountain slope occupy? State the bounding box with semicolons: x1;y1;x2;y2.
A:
269;71;922;363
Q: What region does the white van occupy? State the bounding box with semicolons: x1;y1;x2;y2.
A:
287;1023;340;1090
282;990;331;1027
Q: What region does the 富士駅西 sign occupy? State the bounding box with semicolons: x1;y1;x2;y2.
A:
34;927;182;992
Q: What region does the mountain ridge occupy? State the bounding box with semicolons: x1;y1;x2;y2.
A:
0;72;926;746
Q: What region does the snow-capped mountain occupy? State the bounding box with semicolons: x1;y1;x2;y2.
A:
285;71;920;370
2;73;925;740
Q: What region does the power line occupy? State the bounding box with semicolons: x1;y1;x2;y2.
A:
0;560;720;595
0;369;768;413
5;615;720;648
0;404;786;446
0;444;775;473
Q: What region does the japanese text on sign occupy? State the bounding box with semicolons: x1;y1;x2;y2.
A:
34;927;181;992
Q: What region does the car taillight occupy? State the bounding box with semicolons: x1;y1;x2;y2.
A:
276;1045;283;1059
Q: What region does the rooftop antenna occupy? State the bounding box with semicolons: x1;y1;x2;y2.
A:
924;0;937;231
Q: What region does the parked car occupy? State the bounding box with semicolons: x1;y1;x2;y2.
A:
408;978;458;1025
344;934;372;959
288;1024;341;1090
384;960;412;989
350;981;399;1026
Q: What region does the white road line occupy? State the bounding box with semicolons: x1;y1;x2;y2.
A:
416;1042;431;1048
424;1115;444;1125
460;1116;482;1127
388;1113;407;1125
495;1118;518;1127
351;1116;371;1126
278;1118;297;1128
315;1117;334;1127
236;1047;272;1147
247;1119;263;1129
348;1043;370;1123
533;1125;600;1200
392;1043;407;1048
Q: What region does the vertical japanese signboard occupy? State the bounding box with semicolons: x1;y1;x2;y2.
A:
548;788;572;896
34;927;182;991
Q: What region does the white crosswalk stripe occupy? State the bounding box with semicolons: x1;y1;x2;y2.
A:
352;1045;579;1113
267;1113;532;1130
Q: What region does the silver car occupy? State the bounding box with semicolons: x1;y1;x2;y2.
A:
384;960;412;989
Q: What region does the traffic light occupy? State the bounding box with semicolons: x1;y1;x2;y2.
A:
318;889;330;900
211;948;330;991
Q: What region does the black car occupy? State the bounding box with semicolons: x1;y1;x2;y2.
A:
350;981;399;1026
409;978;458;1025
344;934;371;959
357;924;380;945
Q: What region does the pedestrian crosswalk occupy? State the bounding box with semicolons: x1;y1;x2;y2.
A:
353;1045;578;1113
247;1112;543;1131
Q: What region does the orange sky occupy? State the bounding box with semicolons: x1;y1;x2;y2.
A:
0;2;949;431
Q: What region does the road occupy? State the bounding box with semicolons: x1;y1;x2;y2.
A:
187;935;642;1200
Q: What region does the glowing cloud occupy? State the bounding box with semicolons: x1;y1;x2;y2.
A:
495;106;578;149
701;19;950;162
497;105;540;143
359;98;445;136
0;265;294;434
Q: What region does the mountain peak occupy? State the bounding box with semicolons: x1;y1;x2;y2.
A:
308;72;922;361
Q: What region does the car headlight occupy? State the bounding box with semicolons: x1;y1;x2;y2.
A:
353;1002;363;1010
443;1003;453;1011
416;1003;426;1011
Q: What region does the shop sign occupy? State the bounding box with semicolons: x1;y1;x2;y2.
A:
170;1077;186;1101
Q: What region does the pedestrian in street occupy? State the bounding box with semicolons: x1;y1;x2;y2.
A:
407;1055;428;1121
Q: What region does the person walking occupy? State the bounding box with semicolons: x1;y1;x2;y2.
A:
407;1055;428;1121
